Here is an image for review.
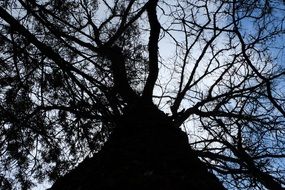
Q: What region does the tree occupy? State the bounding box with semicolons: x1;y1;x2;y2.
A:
0;0;285;189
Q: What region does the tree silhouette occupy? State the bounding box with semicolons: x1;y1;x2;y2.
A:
0;0;285;189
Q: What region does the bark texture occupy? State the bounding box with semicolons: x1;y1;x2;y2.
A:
50;103;226;190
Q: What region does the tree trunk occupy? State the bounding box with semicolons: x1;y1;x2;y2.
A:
50;103;225;190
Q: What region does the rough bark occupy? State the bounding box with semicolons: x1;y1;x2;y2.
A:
50;102;226;190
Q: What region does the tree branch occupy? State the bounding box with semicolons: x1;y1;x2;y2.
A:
142;0;160;103
100;45;138;104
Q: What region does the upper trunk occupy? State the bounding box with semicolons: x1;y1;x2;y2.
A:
50;102;225;190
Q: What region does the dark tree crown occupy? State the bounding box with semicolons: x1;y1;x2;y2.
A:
0;0;285;189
